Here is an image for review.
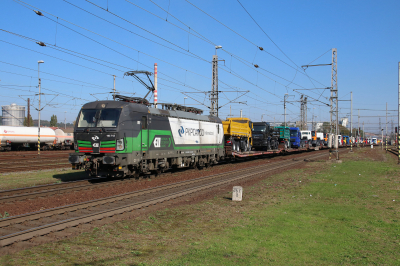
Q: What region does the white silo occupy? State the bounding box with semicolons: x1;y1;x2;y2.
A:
2;103;25;126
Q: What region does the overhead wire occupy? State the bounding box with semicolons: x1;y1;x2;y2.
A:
184;0;328;88
70;0;208;62
1;31;209;99
11;0;331;117
15;0;323;109
70;0;325;105
13;0;213;82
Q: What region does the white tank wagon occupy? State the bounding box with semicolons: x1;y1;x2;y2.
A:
54;129;74;149
0;126;56;151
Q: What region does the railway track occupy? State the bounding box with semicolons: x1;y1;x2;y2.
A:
0;149;329;204
0;150;71;158
0;151;329;248
386;146;399;157
0;176;121;204
0;150;71;174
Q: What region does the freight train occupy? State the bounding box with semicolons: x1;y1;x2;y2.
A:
0;126;73;151
69;96;332;178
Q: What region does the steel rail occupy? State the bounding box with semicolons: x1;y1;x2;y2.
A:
0;151;71;157
0;177;113;204
0;159;68;165
0;163;71;174
0;152;327;247
0;150;325;203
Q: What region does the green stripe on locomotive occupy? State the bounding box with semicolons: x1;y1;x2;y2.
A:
116;129;223;154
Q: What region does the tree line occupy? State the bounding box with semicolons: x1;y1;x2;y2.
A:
21;114;74;128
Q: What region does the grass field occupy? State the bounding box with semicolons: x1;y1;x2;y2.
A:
0;168;87;191
1;148;400;265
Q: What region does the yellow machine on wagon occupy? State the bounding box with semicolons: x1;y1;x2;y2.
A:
222;117;252;154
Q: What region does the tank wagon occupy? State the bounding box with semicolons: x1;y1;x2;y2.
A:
54;129;74;150
0;126;56;151
0;126;74;151
69;96;224;177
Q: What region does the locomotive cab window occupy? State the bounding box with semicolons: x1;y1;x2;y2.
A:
77;109;97;128
77;108;121;128
97;109;121;127
141;116;147;129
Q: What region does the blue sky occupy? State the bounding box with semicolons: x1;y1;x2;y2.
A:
1;0;399;134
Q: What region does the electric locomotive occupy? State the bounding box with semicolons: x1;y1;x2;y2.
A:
69;95;224;177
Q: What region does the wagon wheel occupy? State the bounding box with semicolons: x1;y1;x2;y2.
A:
232;142;236;152
236;141;240;152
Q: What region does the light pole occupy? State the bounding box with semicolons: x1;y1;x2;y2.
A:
350;91;353;152
261;113;265;122
284;94;294;127
184;97;187;106
38;60;44;156
215;45;222;55
64;111;67;129
284;94;289;127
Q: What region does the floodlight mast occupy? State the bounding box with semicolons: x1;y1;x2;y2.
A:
124;71;155;103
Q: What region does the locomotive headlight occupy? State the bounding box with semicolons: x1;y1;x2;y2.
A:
74;143;78;151
116;139;124;151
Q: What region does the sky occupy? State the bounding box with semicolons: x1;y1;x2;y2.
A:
1;0;399;134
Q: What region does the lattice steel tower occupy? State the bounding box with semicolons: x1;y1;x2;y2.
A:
330;48;338;135
300;95;308;130
210;55;219;116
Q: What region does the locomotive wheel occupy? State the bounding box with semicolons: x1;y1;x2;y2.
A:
153;169;162;177
190;163;199;170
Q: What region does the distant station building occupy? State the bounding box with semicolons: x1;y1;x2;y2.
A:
1;103;25;126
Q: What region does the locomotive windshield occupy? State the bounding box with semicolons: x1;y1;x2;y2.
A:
77;108;121;128
290;130;298;137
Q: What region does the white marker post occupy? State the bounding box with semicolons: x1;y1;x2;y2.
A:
232;186;243;201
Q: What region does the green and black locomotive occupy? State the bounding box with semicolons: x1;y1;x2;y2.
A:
69;96;224;177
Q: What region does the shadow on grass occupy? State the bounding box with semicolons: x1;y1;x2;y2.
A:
223;196;233;201
53;171;89;182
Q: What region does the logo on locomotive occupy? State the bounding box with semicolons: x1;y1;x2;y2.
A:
178;126;207;137
178;126;185;137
